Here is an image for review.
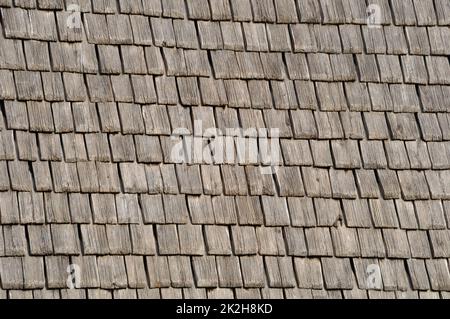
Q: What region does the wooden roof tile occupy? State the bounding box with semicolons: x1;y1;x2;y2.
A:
275;166;305;197
273;0;298;22
301;167;331;198
316;82;347;111
305;227;333;256
129;15;153;45
8;161;32;192
281;140;313;166
45;255;69;288
428;27;450;55
114;194;141;224
24;40;50;71
408;230;432;258
27;225;52;255
140;194;164;223
205;225;232;255
155;76;179;104
379;259;410;291
362;26;386;54
398;170;430;200
91;194;117;224
23;256;45;289
31;161;51;191
425;170;450;200
256;226;285;255
315;198;343;226
331;140;361;168
356;55;380;82
109;134;136;162
236;52;264;80
15;131;38;161
407;259;430;290
163;194;189;224
265;256;296;288
290;110;317;138
368;83;393;111
0;38;26;70
17;191;45;224
51;162;80;192
383;229;411;258
360;140;387;168
357;228;386;257
266;24;291;52
125;256;147;288
3;224;27;256
240;255;265;288
67;193;91;224
106;225;132;254
428;142;450;169
44;193;71;223
290;24;317;53
245;166;276;196
340;111;365;139
212;196;238;225
329;169;358;199
315;111;344;139
97;256;128;289
377;169;401;199
310;140;333;167
192;256;219;287
220;21;244;51
52;102;74;133
243;22;268;52
271;80;297;109
156;224;180;255
288;197;316;227
417;113;443;142
216;256;243;288
391;0;416;25
92;0;118;13
293;258;323;289
0;70;16;99
129;224;156;255
177;224;204;256
322;257;354;290
221;165;247;195
331;227;360;257
369;199;399;228
261;196;290;226
150;17;175;47
338;25;363;54
390;84;421;112
186;0;210;19
425;259;450;291
210;0;232;20
307;53;333;81
394;199;417;229
342;199;372;228
429;230;450;257
51;224;80;255
377;55;403;83
95;162;119;193
363;112;389;140
406;27;431;55
106;14;133;44
385;141;410;169
0;191;20;224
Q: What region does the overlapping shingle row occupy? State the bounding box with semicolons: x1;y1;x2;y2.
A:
0;0;449;299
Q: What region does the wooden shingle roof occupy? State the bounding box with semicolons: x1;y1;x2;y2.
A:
0;0;449;299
